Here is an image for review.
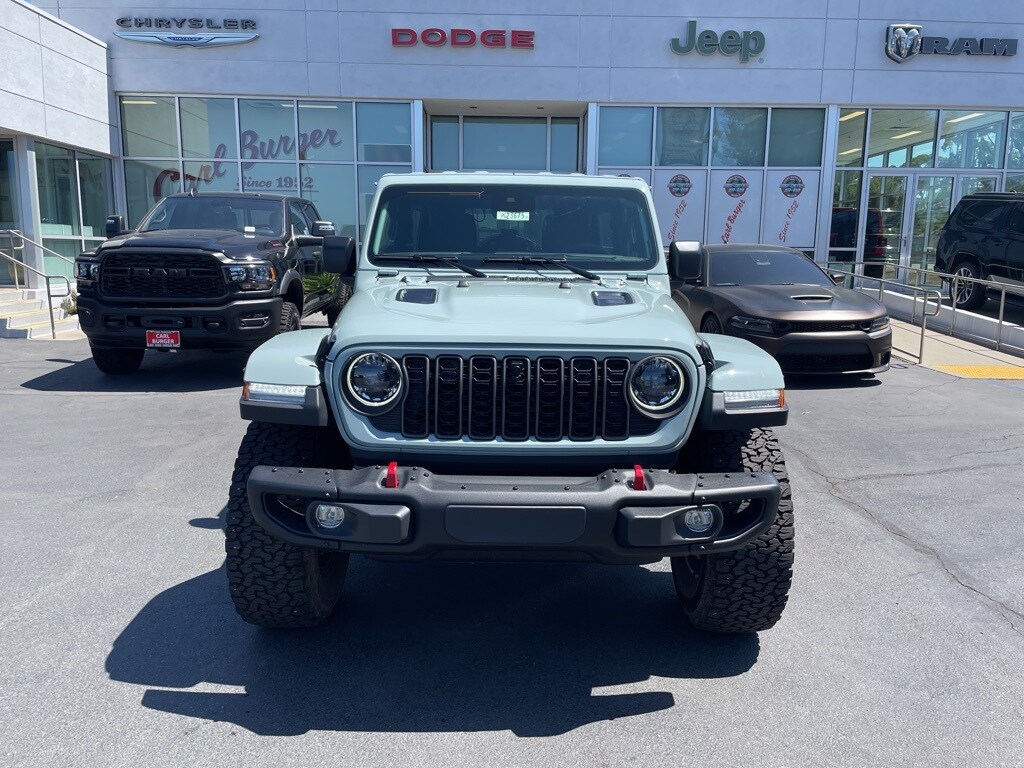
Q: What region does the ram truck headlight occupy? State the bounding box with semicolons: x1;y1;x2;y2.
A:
228;263;276;289
628;356;685;416
723;389;785;410
346;352;403;410
75;260;99;280
729;315;775;335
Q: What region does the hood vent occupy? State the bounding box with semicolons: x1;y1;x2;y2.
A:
591;291;634;307
790;294;833;301
396;288;437;305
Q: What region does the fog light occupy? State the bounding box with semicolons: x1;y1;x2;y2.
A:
314;503;345;529
683;507;715;534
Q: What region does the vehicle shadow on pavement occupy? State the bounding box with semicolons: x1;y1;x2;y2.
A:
105;555;760;737
20;350;249;393
783;373;884;391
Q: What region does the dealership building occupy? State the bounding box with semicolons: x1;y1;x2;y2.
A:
3;0;1024;286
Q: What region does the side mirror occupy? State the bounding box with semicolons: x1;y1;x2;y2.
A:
310;220;335;238
105;215;126;239
668;240;703;282
829;272;847;285
322;236;356;279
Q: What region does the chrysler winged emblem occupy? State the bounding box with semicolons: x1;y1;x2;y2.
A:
115;31;259;48
885;24;922;63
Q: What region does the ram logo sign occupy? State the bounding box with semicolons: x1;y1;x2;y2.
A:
885;22;1017;63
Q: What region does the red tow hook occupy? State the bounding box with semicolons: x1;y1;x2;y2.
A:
385;461;399;489
632;464;647;491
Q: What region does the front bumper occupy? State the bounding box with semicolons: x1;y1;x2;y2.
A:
246;464;781;564
78;295;283;350
737;329;893;375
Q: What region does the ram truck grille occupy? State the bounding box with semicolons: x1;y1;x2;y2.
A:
370;355;660;441
100;252;227;299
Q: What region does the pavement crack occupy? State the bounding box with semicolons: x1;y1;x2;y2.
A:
786;444;1024;639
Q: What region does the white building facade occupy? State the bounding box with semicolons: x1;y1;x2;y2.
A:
4;0;1024;284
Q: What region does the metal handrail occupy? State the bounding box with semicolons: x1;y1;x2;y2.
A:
0;229;77;269
835;260;1024;354
826;261;942;364
0;233;72;339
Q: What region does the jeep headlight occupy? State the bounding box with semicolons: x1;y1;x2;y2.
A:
228;263;275;289
628;356;685;416
345;352;403;410
75;260;99;280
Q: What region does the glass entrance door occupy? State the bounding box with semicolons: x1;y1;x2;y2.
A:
910;175;954;286
0;139;21;286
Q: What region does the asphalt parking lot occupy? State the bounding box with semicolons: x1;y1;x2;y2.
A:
2;339;1023;768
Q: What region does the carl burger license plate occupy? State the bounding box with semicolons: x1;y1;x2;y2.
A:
146;330;181;348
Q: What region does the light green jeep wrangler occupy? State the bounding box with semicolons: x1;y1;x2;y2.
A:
227;173;793;633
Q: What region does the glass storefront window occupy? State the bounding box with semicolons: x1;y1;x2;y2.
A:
183;160;240;193
77;153;113;238
768;108;824;166
712;108;767;166
301;164;356;237
121;97;178;157
239;99;296;161
1005;173;1024;192
298;101;354;162
358;164;412;231
598;107;653;166
656;108;710;166
41;238;80;279
830;170;862;251
1008;113;1024;169
837;109;866;167
937;111;1006;169
867;110;937;169
550;118;580;172
180;97;238;159
430;116;460;171
0;139;18;230
356;103;412;163
463;117;546;170
125;159;181;226
36;143;79;236
242;162;299;195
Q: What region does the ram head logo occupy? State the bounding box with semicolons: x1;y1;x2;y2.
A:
886;24;922;63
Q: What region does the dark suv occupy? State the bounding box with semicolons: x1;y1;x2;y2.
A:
75;193;349;374
934;192;1024;310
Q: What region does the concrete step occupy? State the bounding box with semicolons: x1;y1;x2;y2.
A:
0;308;66;330
0;315;80;339
0;297;47;313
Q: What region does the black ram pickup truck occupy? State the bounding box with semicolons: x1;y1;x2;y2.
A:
75;192;349;374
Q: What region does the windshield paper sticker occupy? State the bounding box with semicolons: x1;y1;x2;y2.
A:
497;211;530;221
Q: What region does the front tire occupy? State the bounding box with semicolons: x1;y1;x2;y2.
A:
225;422;349;628
671;428;794;633
90;346;144;375
949;259;986;311
700;314;722;334
279;301;301;334
324;283;353;327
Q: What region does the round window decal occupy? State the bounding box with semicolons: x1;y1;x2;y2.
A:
723;174;748;198
668;174;692;198
780;174;805;198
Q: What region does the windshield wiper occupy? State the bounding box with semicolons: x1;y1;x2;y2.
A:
482;254;600;282
374;253;487;278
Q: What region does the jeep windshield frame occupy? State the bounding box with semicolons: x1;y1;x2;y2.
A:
137;196;287;236
366;183;661;272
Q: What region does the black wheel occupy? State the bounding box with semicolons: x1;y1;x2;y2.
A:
700;314;722;334
949;260;986;310
225;422;349;628
90;346;144;375
279;301;301;333
671;428;794;633
324;283;353;327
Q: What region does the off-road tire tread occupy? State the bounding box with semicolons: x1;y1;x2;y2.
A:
674;428;794;633
225;422;347;628
325;282;352;326
90;346;144;375
279;301;300;334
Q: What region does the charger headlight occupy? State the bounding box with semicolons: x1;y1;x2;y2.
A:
628;356;686;416
729;315;775;335
864;314;890;332
345;352;403;410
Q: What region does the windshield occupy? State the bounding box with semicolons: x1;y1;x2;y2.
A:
367;184;660;271
137;196;285;235
709;250;832;287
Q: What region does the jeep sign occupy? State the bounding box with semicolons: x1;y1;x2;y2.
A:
670;20;765;63
885;23;1017;63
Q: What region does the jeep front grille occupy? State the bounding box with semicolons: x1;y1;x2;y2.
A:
100;252;227;299
370;355;660;441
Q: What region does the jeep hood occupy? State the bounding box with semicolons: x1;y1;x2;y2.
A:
330;279;699;353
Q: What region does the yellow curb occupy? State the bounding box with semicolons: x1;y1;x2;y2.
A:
934;365;1024;379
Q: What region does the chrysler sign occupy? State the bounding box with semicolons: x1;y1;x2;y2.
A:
115;17;259;47
885;23;1017;63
